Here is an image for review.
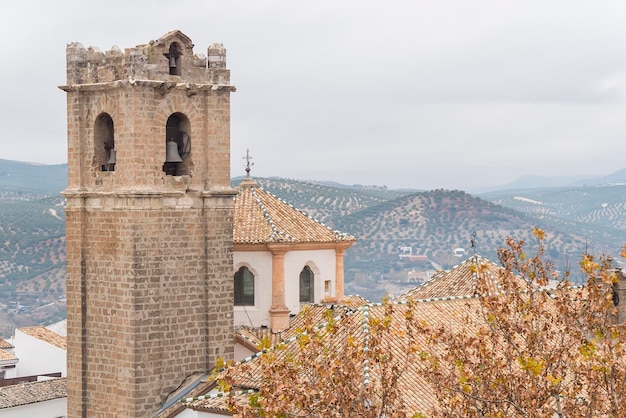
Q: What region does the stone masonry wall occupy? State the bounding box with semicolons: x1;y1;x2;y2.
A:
65;32;229;86
63;31;235;418
62;81;233;192
65;192;234;417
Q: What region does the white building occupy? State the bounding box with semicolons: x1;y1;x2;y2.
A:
232;178;355;334
0;340;18;379
13;327;66;378
0;378;66;418
0;326;67;417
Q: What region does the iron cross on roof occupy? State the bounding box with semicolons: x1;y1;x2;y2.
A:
243;149;254;178
470;231;477;255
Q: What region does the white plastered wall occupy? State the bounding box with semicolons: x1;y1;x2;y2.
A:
13;330;66;378
233;248;338;328
284;249;336;315
233;251;273;328
0;397;66;418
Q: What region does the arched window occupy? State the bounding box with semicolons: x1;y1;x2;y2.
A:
234;266;255;306
163;112;191;176
94;113;115;171
299;266;314;304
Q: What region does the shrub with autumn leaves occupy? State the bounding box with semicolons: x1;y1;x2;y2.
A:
417;230;626;417
217;230;626;417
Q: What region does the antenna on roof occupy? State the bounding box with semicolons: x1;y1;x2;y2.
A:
243;148;254;178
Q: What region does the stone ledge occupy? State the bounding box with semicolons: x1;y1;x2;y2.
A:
59;80;236;93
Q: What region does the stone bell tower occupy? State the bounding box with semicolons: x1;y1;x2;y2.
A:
60;31;235;417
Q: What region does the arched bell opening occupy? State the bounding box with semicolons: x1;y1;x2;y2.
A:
94;113;115;172
163;112;191;176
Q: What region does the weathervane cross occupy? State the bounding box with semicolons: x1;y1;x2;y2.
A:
470;231;477;255
243;149;254;178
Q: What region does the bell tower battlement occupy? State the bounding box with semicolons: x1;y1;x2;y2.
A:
65;30;229;86
61;30;235;418
60;30;235;193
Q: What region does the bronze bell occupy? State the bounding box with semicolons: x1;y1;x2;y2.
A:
165;140;183;163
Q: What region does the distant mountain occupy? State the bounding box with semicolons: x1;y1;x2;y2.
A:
474;175;587;192
0;160;66;335
0;159;67;197
240;178;624;300
0;160;624;323
580;167;626;186
473;167;626;192
479;185;626;243
232;177;414;226
335;189;615;274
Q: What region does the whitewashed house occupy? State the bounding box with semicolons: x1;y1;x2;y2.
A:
13;326;66;378
0;340;18;379
0;378;66;418
0;326;67;416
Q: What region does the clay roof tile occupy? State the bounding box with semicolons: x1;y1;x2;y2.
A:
233;178;355;245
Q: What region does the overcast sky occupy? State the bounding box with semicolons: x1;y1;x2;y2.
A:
2;1;626;191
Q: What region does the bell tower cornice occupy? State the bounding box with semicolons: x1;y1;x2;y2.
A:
59;79;236;93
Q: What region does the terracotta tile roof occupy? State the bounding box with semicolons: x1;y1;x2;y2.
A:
234;297;371;351
185;391;251;415
0;340;13;350
0;378;66;409
0;349;16;362
187;297;483;415
395;255;515;300
183;258;546;415
281;303;358;339
195;297;574;416
235;327;279;353
18;326;66;350
342;294;371;308
233;178;356;245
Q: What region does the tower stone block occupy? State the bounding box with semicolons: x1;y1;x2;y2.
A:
60;30;235;417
